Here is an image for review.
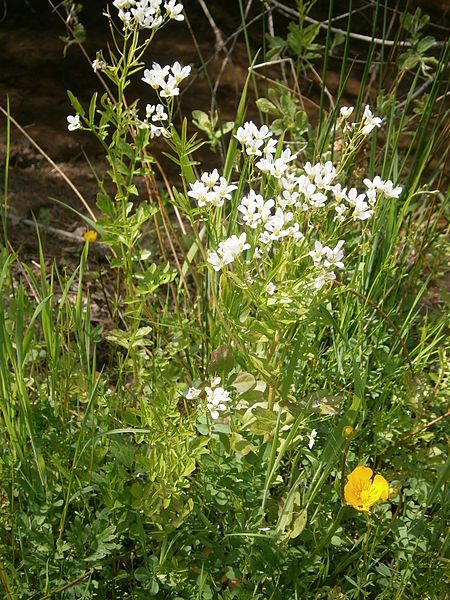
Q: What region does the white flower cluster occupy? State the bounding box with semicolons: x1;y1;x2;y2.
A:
188;169;237;208
190;111;402;292
112;0;183;29
142;61;191;98
207;233;250;272
138;103;171;138
363;176;403;200
309;240;345;289
186;377;231;420
339;104;383;135
235;122;273;157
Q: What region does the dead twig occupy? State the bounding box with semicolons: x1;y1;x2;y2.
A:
401;409;450;442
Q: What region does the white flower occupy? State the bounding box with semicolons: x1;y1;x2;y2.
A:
201;169;220;189
171;61;191;83
146;103;168;122
213;177;237;202
332;183;348;202
142;62;170;88
187;181;216;207
334;203;348;222
361;105;382;135
314;271;336;289
165;0;184;20
186;386;201;399
363;175;385;191
279;189;299;209
226;232;251;255
160;75;180;97
366;189;377;206
264;208;294;241
235;121;272;157
258;231;271;245
287;223;304;241
67;114;81;131
309;241;328;266
304;161;336;189
308;429;318;449
266;282;276;296
324;240;345;269
352;197;374;221
207;251;226;272
205;384;230;420
382;179;402;198
264;137;277;156
340;106;354;119
92;58;105;72
148;124;170;139
346;187;366;206
113;0;135;9
207;233;250;271
238;191;274;229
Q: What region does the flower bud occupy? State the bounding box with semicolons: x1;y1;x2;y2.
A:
343;425;354;440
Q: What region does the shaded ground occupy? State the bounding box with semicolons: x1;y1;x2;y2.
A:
0;0;448;260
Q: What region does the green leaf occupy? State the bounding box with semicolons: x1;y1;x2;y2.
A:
67;90;85;117
256;98;279;115
417;36;436;54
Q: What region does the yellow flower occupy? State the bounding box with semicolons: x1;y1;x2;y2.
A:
344;466;389;512
343;425;354;440
83;230;98;243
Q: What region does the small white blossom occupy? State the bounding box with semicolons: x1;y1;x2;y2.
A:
201;169;220;188
352;197;374;221
382;179;402;198
264;208;294;241
67;114;81;131
266;282;276;296
334;203;348;222
92;58;105;73
308;429;318;449
213;177;237;202
207;233;250;271
340;106;354;119
361;105;382;135
238;191;274;228
160;75;180;97
165;0;184;21
309;241;328;266
171;61;191;83
324;240;345;269
314;271;336;289
187;181;216;207
142;63;170;88
205;382;231;420
186;387;201;399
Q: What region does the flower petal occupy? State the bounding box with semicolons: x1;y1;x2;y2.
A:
347;466;373;491
372;474;389;501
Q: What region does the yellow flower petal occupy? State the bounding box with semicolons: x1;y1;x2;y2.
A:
372;474;389;501
347;466;373;490
84;230;98;243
